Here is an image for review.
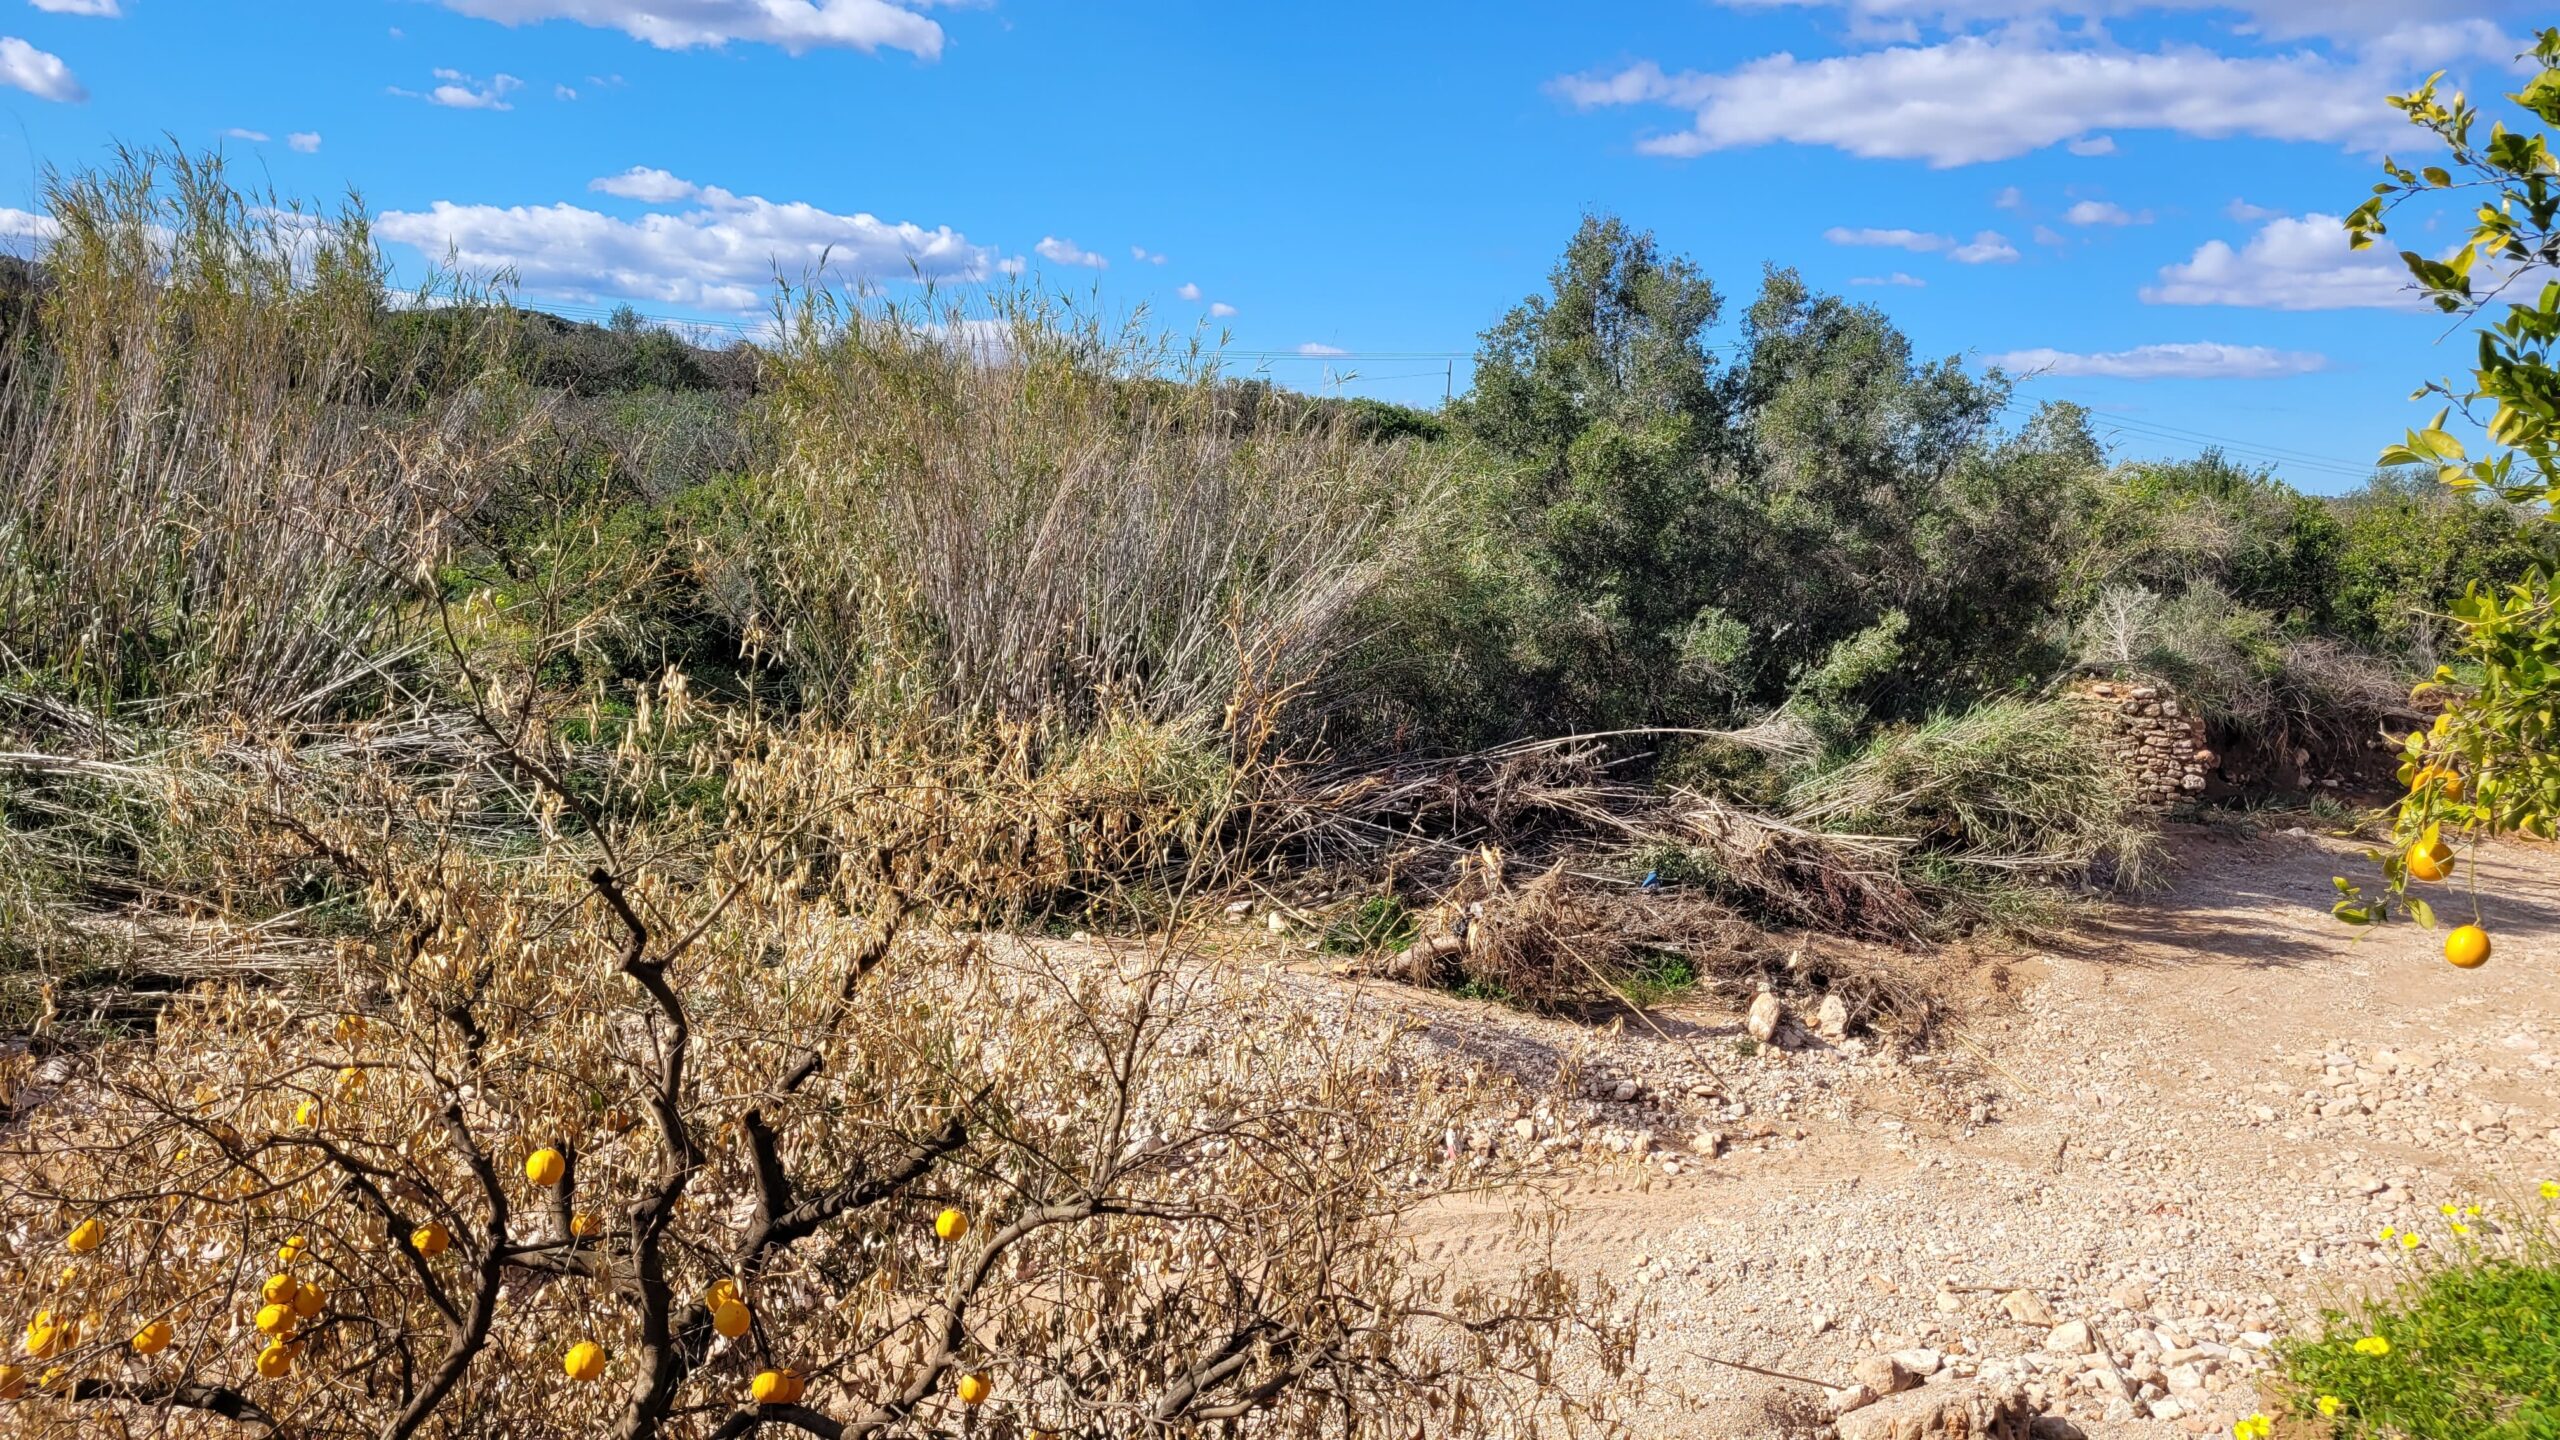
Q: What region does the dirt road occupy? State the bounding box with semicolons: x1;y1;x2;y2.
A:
1384;825;2560;1437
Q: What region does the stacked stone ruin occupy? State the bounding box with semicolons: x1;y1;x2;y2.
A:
2067;679;2215;810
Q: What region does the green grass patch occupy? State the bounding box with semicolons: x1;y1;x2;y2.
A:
2277;1201;2560;1439
1614;947;1699;1009
1321;894;1419;956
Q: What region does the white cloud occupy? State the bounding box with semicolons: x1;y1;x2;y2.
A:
27;0;119;14
1823;225;1950;252
2066;135;2117;156
2142;212;2418;310
1554;38;2404;167
995;254;1026;276
556;83;579;100
1209;302;1237;317
378;175;995;314
1993;185;2024;211
2226;197;2278;222
1949;229;2019;263
1131;245;1167;265
1297;342;1347;357
289;132;323;153
591;166;700;203
0;206;61;242
1175;281;1202;301
432;0;945;61
0;37;82;102
1985;341;2329;379
1033;235;1107;269
2032;224;2067;246
1701;0;2527;51
1851;272;1927;287
221;127;271;143
399;69;522;110
2064;199;2150;225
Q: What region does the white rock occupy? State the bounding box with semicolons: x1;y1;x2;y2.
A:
2001;1290;2057;1327
2044;1320;2095;1355
1747;991;1785;1045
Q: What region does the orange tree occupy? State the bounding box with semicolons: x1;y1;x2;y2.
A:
0;662;1636;1439
2334;28;2560;954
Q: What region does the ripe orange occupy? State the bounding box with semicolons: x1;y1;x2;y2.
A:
563;1341;607;1382
131;1320;172;1356
704;1278;738;1308
934;1207;969;1242
64;1218;103;1254
957;1372;992;1407
570;1213;602;1239
255;1340;295;1379
752;1369;806;1405
254;1303;296;1337
261;1274;299;1307
2446;924;2492;969
2407;841;2453;882
22;1314;62;1359
712;1299;752;1339
292;1282;324;1320
524;1148;566;1188
410;1223;451;1258
277;1236;306;1267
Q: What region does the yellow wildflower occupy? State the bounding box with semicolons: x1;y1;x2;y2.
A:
2451;1222;2471;1237
2401;1231;2423;1250
2318;1394;2343;1417
2353;1335;2392;1356
2377;1226;2397;1243
2541;1180;2558;1200
2233;1415;2271;1440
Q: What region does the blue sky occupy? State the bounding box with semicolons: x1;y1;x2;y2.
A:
0;0;2530;491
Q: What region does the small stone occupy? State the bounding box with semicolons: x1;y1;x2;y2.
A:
1748;992;1785;1045
2045;1320;2095;1355
1511;1118;1536;1143
1852;1354;1921;1396
2109;1281;2153;1311
1610;1079;1640;1103
1934;1289;1964;1314
2001;1290;2057;1327
1891;1348;1944;1377
1817;992;1851;1040
1827;1383;1879;1417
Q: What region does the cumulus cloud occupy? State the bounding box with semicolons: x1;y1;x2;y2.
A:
1554;38;2405;167
591;166;700;203
2066;135;2117;156
1824;225;1950;252
289;132;323;153
2142;212;2419;310
1949;230;2019;263
1209;302;1237;317
1993;185;2024;210
28;0;119;14
398;69;522;110
432;0;945;60
1131;245;1167;265
1175;281;1202;301
0;37;82;101
378;173;994;314
1851;272;1927;286
1033;235;1107;269
2064;200;2150;225
222;127;271;143
1985;341;2329;379
0;206;61;243
1297;342;1347;357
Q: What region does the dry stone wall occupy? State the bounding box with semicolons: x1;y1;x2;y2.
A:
2067;679;2214;811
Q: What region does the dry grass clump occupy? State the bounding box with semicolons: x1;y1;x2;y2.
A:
0;146;535;719
701;285;1447;727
